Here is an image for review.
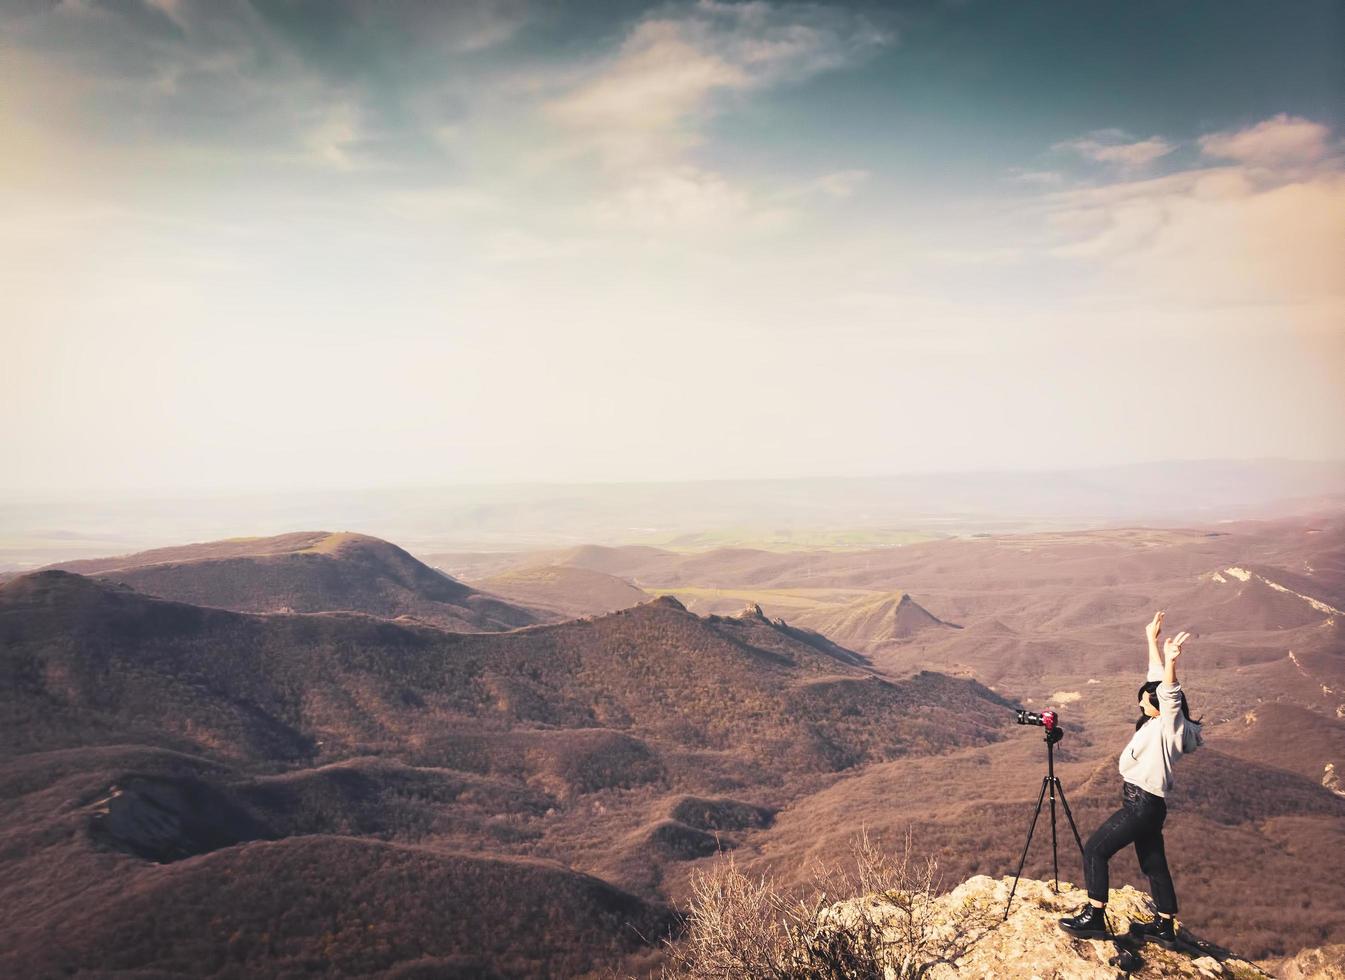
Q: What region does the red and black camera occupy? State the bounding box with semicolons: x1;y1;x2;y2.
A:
1015;707;1057;731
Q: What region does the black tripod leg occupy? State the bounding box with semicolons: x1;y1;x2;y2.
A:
1049;780;1060;892
1054;779;1086;856
1004;776;1050;920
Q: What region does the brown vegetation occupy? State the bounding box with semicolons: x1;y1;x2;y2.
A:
662;830;979;980
471;563;649;618
6;836;674;978
3;515;1343;974
32;530;550;631
0;569;1010;977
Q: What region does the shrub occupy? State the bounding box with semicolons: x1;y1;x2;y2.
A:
663;829;984;979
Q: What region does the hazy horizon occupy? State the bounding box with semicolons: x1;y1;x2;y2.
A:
4;458;1344;571
3;453;1345;500
4;0;1343;495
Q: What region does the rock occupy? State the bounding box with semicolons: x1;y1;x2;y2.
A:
738;602;767;620
1277;944;1345;979
819;876;1272;980
1323;762;1345;798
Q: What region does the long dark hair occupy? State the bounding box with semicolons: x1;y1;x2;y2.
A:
1135;680;1200;731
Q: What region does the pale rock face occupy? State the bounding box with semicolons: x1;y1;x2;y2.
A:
821;875;1272;980
1323;762;1345;798
1275;943;1345;979
738;601;767;620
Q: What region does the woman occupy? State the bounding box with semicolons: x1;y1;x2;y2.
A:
1058;611;1203;947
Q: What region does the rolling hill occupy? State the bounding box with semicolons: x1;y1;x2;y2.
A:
0;569;1012;977
469;563;648;617
3;828;674;979
0;571;1010;772
27;531;548;631
5;515;1344;972
790;592;960;655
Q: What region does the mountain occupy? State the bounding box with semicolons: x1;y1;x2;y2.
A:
28;531;548;631
1216;701;1345;788
0;572;1009;771
6;516;1344;973
3;824;673;979
469;563;649;617
791;592;959;656
429;544;825;590
0;570;1013;977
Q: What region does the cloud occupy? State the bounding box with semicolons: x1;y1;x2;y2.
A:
1107;171;1345;304
545;1;890;170
0;0;530;170
809;169;871;198
582;163;872;235
765;168;871;204
539;2;888;231
545;19;750;168
1055;129;1174;169
1199;113;1332;167
1034;117;1345;306
1008;169;1064;186
594;164;797;233
5;0;885;237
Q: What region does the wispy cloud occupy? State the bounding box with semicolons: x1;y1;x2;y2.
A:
538;1;889;230
1035;117;1345;306
1;0;531;171
4;4;1342;490
1055;129;1174;170
1198;113;1332;167
800;168;871;199
1008;169;1065;186
546;1;887;166
4;0;888;234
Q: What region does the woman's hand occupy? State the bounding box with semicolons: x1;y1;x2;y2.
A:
1145;611;1164;644
1163;631;1190;660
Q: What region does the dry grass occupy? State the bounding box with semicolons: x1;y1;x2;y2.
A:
662;829;987;979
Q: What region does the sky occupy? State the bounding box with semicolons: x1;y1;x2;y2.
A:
2;0;1343;494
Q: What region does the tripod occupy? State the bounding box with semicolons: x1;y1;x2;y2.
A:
1003;726;1085;919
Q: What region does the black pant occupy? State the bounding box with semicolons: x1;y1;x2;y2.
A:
1084;781;1177;914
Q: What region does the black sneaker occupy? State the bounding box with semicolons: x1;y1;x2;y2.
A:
1135;914;1180;950
1058;903;1108;938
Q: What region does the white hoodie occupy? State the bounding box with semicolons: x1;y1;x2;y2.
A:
1117;664;1203;798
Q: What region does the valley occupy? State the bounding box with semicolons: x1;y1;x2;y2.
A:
2;514;1343;976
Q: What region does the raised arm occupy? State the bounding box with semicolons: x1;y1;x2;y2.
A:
1145;611;1165;681
1163;631;1189;691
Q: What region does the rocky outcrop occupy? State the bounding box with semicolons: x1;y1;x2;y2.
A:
1276;944;1345;979
821;875;1271;979
1323;761;1345;798
737;601;769;621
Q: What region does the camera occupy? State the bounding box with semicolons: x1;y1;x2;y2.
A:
1016;708;1058;731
